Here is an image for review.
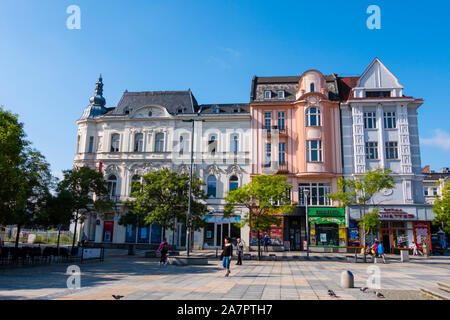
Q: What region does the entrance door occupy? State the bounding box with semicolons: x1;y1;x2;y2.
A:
382;233;391;253
103;221;114;243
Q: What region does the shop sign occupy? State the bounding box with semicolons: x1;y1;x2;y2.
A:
378;208;415;220
204;215;241;223
308;207;345;217
308;217;346;225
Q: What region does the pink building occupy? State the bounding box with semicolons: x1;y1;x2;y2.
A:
250;70;345;252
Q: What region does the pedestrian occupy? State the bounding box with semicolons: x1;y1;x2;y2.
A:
372;239;379;257
263;234;269;253
411;241;422;256
236;238;245;265
377;241;386;263
157;237;169;266
222;236;233;277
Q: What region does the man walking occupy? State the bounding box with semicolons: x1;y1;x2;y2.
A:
263;234;269;253
236;238;244;265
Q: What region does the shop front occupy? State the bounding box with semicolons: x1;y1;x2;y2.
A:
308;207;347;252
347;206;433;254
283;207;306;251
203;214;241;248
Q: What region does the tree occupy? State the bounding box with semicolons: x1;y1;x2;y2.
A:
58;166;112;251
119;168;208;243
36;190;75;253
328;168;394;262
224;175;295;261
433;179;450;234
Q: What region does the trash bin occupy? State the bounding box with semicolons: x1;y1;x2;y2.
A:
400;249;409;262
128;244;136;256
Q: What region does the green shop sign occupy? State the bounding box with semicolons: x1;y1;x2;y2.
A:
308;207;345;217
308;216;346;225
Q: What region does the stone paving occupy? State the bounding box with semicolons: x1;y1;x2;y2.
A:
0;249;449;300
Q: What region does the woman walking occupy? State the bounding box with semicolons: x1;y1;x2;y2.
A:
236;238;244;265
222;237;233;277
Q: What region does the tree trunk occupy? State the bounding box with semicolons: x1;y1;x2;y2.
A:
257;230;261;261
72;211;79;255
15;225;21;251
363;205;367;263
163;227;166;240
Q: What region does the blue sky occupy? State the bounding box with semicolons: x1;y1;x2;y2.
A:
1;0;449;178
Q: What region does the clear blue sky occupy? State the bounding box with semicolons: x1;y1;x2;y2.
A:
1;0;449;178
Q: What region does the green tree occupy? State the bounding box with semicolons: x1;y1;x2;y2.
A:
433;179;450;234
58;166;112;251
328;168;394;262
119;168;208;242
36;189;75;253
224;175;295;261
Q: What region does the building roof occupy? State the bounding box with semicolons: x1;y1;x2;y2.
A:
198;103;250;114
108;90;199;116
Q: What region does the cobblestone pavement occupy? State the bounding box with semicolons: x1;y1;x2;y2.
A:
0;250;448;300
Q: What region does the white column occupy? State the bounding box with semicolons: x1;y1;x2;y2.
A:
377;104;386;169
352;105;366;174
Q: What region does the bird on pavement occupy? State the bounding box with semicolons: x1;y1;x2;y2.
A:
328;290;337;297
112;295;124;300
360;287;369;292
375;291;385;298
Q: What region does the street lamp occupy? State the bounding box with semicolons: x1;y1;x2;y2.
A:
304;189;310;259
182;118;204;257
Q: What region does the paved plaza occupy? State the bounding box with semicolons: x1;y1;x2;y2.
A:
0;250;449;300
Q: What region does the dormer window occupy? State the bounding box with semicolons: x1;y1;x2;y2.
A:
212;105;219;114
124;107;130;115
277;91;285;99
148;111;153;117
232;105;240;113
366;91;391;98
177;106;185;114
310;83;315;93
264;90;272;99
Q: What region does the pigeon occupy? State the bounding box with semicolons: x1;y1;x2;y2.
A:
328;290;337;297
112;295;124;300
375;291;385;298
360;287;369;292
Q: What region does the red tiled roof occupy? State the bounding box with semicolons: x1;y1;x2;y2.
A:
337;76;359;101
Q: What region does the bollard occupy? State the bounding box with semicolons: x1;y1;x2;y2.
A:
400;250;409;262
341;270;354;288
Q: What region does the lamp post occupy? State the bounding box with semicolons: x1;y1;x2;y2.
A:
182;118;204;257
304;189;310;259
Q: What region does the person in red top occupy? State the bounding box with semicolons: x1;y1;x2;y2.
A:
157;238;169;266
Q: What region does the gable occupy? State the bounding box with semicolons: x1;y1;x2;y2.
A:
357;58;403;89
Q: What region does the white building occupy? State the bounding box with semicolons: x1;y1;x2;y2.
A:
75;76;251;249
339;58;434;253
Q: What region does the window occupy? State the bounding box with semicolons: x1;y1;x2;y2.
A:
230;134;239;153
264;112;272;133
229;176;239;192
134;133;143;152
77;135;81;153
111;134;120;152
433;187;438;196
88;136;94;153
155;133;164;152
310;83;315;92
264;143;271;167
365;142;379;160
207;176;217;198
177;106;184;114
299;183;331;206
131;175;140;194
208;134;217;154
212;105;219;114
148;111;153;117
364;112;377;129
385;141;398;159
277;90;285;99
179;134;189;155
384;112;397;129
307;140;322;162
278;112;285;130
232;105;240;113
264;90;271;99
107;175;117;197
424;188;429;196
366;91;391;98
279;143;286;165
306;107;321;126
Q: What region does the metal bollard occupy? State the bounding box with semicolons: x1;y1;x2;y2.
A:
341;270;354;288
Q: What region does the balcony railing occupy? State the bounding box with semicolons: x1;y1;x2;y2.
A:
263;125;287;135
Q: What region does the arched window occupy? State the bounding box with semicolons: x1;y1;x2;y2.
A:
107;175;117;197
134;133;143;152
306;107;321;127
179;133;189;155
208;134;217;154
229;176;239;192
230;134;239;153
155;133;164;152
310;83;315;93
130;175;140;194
111;134;120;152
207;176;217;198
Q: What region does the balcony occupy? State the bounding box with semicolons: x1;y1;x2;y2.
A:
261;161;289;174
263;125;287;136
